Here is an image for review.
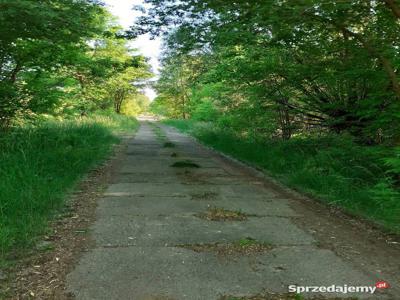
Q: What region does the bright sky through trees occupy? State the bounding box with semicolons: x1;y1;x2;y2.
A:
104;0;160;100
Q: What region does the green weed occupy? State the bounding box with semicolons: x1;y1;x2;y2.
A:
148;122;167;141
171;160;200;168
164;142;175;148
179;237;272;256
197;207;248;221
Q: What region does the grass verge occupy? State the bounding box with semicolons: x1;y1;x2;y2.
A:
164;119;400;233
0;114;138;265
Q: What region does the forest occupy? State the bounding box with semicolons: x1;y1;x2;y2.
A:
139;0;400;231
0;0;152;124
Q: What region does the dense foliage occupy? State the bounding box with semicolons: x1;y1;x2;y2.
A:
0;0;152;129
136;0;400;144
134;0;400;229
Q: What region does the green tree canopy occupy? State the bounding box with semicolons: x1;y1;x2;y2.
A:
135;0;400;144
0;0;153;128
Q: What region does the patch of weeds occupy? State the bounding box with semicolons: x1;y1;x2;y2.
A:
171;160;200;168
149;122;167;141
196;207;249;221
163;142;175;148
170;152;178;157
237;237;258;247
190;191;218;200
155;131;166;141
179;237;272;256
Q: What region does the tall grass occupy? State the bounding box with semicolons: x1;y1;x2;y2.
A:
164;119;400;233
0;114;138;263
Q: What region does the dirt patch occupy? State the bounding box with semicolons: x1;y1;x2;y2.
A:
219;293;358;300
0;135;133;299
190;191;219;200
196;207;249;221
179;238;272;257
171;160;200;168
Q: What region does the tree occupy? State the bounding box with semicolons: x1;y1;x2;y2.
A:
0;1;153;127
133;0;400;143
0;0;107;127
67;22;152;115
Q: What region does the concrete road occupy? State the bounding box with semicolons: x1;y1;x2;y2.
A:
66;122;397;300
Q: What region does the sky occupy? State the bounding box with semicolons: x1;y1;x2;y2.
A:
103;0;161;100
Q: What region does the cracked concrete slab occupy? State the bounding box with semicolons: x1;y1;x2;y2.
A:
104;182;277;198
92;215;314;247
68;246;385;300
66;122;394;300
119;163;229;174
122;157;220;168
96;196;300;217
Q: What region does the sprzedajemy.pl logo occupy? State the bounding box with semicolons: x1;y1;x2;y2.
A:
288;281;390;294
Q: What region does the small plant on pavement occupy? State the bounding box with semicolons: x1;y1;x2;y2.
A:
196;207;249;221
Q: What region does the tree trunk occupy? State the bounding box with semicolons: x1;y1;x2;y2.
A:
181;95;187;119
114;90;125;114
277;99;292;140
9;63;21;83
384;0;400;19
346;31;400;99
309;13;400;99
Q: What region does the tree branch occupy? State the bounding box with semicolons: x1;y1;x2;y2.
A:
384;0;400;19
